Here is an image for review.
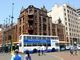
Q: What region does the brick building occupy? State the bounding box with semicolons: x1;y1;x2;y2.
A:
3;24;18;46
17;5;52;38
52;19;67;49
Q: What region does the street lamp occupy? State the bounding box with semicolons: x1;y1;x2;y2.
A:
10;3;14;54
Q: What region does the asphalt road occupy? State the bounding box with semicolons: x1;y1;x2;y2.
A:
1;51;80;60
0;52;61;60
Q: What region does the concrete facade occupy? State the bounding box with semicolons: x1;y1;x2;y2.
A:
48;4;80;45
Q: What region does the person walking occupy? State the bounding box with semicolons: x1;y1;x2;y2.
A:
41;45;46;55
24;50;32;60
69;45;74;55
11;49;21;60
38;46;41;56
74;43;78;55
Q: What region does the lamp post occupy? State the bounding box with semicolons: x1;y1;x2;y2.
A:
10;3;14;53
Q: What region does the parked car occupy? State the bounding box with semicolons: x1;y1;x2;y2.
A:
77;45;80;50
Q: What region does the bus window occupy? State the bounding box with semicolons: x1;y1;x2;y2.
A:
32;36;36;39
33;43;37;46
54;37;58;40
42;37;46;39
24;44;27;47
47;37;50;40
43;43;46;46
51;37;54;39
55;43;59;46
24;36;27;40
38;43;42;46
27;36;31;39
27;44;32;46
38;37;41;39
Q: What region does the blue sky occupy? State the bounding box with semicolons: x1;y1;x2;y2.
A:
0;0;80;24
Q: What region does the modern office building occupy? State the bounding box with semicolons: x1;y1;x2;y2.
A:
48;4;80;45
77;9;80;16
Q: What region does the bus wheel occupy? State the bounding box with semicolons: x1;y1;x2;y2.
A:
51;48;56;52
33;49;37;53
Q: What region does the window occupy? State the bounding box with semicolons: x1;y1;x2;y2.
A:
68;19;70;22
47;37;50;39
70;33;71;36
65;22;67;25
43;43;46;46
66;32;68;35
24;36;27;40
19;19;21;24
64;9;66;11
64;13;66;16
24;44;27;46
33;43;37;46
43;18;46;22
23;17;25;23
66;27;67;30
69;23;70;26
38;37;41;39
38;43;42;46
55;43;59;46
68;15;69;17
69;28;71;31
27;44;32;46
32;36;36;39
65;18;67;21
27;36;31;39
42;37;46;39
67;10;69;13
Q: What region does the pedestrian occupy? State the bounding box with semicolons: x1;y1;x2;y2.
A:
74;44;78;55
38;46;41;56
11;49;21;60
45;45;48;53
41;45;45;55
24;50;32;60
69;45;74;55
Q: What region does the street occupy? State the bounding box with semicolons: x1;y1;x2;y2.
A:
0;51;80;60
0;52;60;60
